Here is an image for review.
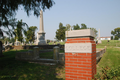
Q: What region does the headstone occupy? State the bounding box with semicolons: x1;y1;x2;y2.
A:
36;10;46;45
53;46;59;62
98;29;102;43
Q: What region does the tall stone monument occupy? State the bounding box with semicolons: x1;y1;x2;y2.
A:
98;29;102;43
36;10;46;45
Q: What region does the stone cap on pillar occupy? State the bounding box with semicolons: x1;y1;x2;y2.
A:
65;29;95;38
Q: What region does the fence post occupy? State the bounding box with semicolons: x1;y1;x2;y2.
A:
65;29;96;80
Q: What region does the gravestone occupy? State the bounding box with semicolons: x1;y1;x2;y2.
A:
98;29;102;43
53;46;59;61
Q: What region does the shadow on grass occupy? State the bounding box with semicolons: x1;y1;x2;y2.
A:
0;50;65;80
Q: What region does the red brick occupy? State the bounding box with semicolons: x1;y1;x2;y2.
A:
65;74;70;78
67;39;73;41
66;61;74;64
73;56;82;58
65;64;69;66
73;62;82;64
78;77;87;79
86;53;92;56
78;41;85;43
65;53;69;55
88;77;92;80
65;56;73;58
81;38;91;40
66;41;70;43
66;78;73;80
78;65;87;68
70;64;77;67
78;70;87;74
65;58;69;61
77;53;86;56
65;69;70;72
83;74;92;77
82;56;91;58
69;59;77;61
69;41;78;43
78;59;87;62
73;73;82;76
69;53;73;55
83;62;92;65
70;75;77;79
66;67;74;70
72;38;81;40
70;70;77;73
86;41;92;43
83;68;92;71
74;67;82;70
66;72;74;75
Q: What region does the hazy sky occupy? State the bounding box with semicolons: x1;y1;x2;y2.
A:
16;0;120;40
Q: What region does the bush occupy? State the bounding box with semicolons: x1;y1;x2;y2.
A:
95;66;120;79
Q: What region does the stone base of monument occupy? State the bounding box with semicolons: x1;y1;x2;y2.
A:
38;41;47;45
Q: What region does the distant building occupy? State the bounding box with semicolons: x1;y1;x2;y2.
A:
97;37;111;40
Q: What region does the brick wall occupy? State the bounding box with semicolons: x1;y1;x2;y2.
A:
65;37;96;80
65;29;96;80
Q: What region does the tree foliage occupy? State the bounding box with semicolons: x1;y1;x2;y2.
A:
0;0;55;36
14;19;28;42
73;24;80;30
56;23;66;41
81;23;87;29
111;27;120;40
25;26;37;43
66;24;71;31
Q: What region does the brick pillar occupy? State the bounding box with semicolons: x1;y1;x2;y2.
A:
65;29;96;80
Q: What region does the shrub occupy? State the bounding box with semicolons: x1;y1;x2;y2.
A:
95;66;120;79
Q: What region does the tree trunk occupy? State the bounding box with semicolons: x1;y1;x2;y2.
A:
0;41;4;57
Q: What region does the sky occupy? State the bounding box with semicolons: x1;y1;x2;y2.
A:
15;0;120;40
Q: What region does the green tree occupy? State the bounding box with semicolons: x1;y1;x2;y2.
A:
25;26;38;43
15;20;28;42
73;24;80;30
0;0;55;36
111;27;120;40
66;24;71;31
9;38;15;43
111;36;113;40
56;23;66;41
59;22;63;29
81;23;87;29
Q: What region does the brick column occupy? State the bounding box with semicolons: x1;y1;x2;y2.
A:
65;29;96;80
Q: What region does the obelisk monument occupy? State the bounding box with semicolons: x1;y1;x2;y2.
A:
98;29;102;43
36;10;46;45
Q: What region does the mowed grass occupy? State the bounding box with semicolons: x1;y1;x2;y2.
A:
1;40;120;80
40;50;64;59
97;40;120;74
0;50;65;80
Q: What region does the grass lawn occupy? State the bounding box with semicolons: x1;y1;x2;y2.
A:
1;40;120;80
0;50;65;80
96;40;120;74
40;50;64;59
